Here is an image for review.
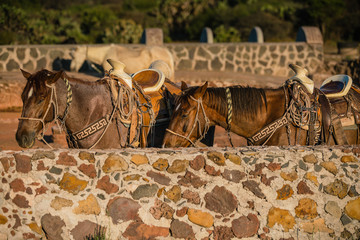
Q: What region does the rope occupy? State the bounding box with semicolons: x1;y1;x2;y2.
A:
225;88;234;147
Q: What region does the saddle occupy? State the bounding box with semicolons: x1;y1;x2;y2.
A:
106;59;177;147
288;64;360;145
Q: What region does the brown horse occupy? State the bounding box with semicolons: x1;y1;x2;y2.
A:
16;68;181;149
163;79;360;147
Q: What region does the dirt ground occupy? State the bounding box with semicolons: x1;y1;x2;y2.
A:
0;70;298;151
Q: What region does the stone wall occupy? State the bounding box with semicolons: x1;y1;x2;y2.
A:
0;42;323;77
0;146;359;240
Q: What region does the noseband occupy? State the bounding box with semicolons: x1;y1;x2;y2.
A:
18;77;72;148
166;95;210;147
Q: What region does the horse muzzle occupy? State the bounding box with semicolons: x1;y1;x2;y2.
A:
16;130;36;148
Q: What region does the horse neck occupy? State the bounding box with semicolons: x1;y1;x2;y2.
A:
202;87;286;138
54;78;112;132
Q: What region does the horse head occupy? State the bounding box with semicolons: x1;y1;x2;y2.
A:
16;69;64;148
163;81;209;147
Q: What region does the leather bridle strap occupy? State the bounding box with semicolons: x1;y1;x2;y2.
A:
18;77;72;148
166;95;210;147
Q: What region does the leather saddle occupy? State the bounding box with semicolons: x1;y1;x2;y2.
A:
131;69;165;93
320;75;352;98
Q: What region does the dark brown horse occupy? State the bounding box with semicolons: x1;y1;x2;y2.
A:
16;68;181;149
163;79;360;147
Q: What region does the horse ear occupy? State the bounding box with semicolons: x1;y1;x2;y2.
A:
181;81;188;91
194;81;208;99
47;70;64;85
20;69;31;80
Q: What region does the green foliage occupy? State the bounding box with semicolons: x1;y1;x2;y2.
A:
84;226;107;240
214;25;241;42
0;0;359;44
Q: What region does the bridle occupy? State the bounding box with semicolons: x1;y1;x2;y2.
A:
166;95;210;147
18;76;72;148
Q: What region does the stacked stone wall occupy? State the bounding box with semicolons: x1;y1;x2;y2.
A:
0;146;359;239
0;42;323;77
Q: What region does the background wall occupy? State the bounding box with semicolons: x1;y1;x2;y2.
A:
0;146;359;239
0;42;323;77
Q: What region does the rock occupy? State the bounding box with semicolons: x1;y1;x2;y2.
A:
190;155;206;170
12;194;30;208
96;176;119;194
301;218;334;233
106;197;141;223
50;196;73;210
204;186;238;216
207;151;226;166
170;219;195;239
9;178;26;192
341;229;353;239
187;208;214;228
324;201;341;218
204;164;221;176
267;207;295;232
131;154;149;166
146;170;171;186
304;172;319;186
320;161;338;175
102;154;128;173
78;163;96;178
267;162;281;171
123;221;169;240
78;151;95;163
152;158;169;171
261;174;277;186
131;184;158;200
232;213;260;238
303;154;318;164
165;185;181;202
178;171;207;188
276;184;293;200
56;152;77;166
250;163;266;177
123;174;141;181
213;225;234;240
59;172;87;195
222;169;245;183
176;207;188;217
242;180;266;199
71;220;103;240
345;197;360;220
73;194;101;215
341;214;352;225
0;157;11;172
182;189;201;205
295;198;318;220
297;181;314;194
348;185;359;197
167;159;189;173
280;170;298;182
341;155;358;163
224;153;241;165
14;153;32;173
0;215;8;224
324;179;348;199
32;151;55;160
149;199;174;220
298;160;308;171
41;214;65;240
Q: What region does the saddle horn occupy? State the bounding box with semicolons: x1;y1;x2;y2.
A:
107;59;132;88
288;64;314;94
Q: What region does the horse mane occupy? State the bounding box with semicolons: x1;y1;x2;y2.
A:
180;85;267;119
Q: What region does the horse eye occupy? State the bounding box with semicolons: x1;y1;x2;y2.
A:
181;113;188;119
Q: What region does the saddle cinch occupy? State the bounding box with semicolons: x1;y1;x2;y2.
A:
289;64;360;145
106;59;179;147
